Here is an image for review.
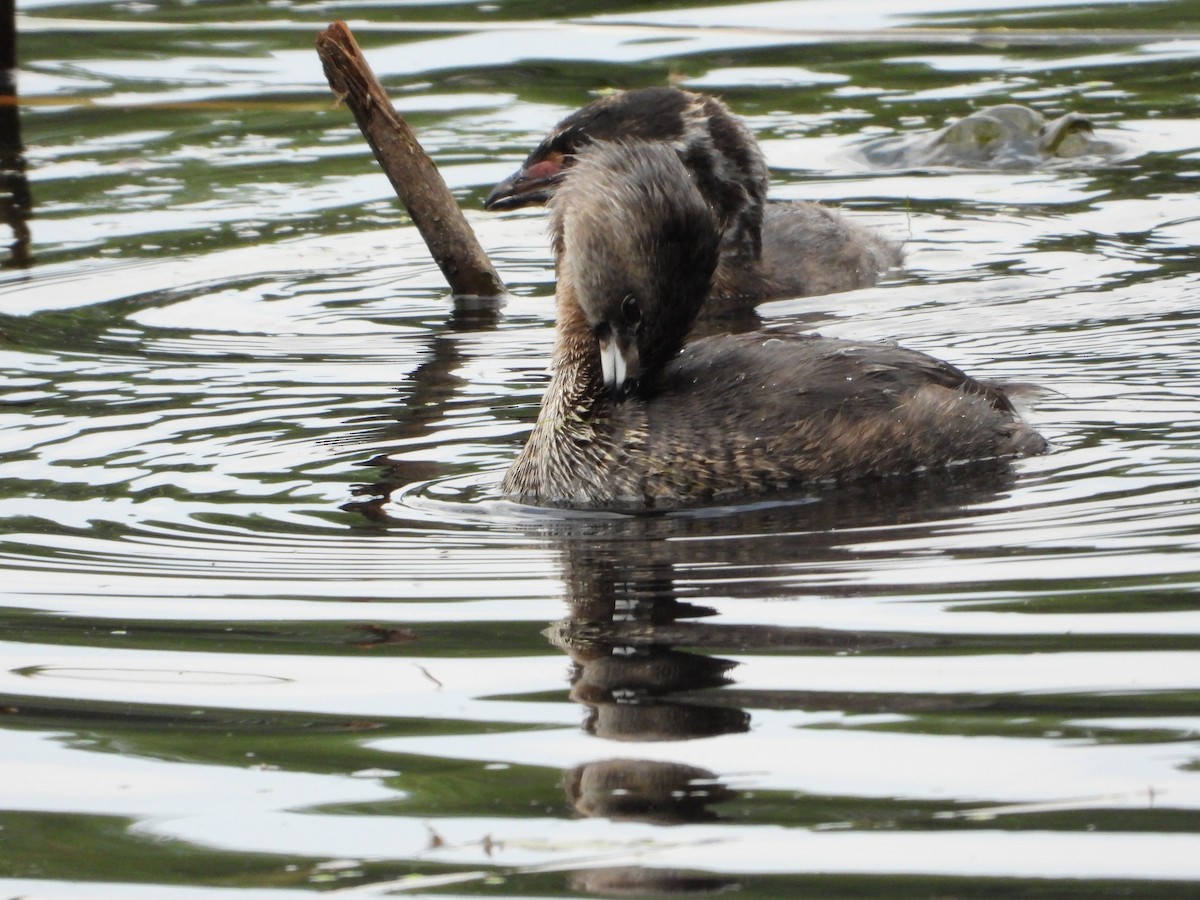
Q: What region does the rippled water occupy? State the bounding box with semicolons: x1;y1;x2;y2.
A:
3;0;1200;896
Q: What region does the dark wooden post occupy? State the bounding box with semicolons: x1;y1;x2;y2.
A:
1;0;31;268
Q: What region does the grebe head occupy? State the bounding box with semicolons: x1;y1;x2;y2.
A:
487;88;766;258
549;141;721;401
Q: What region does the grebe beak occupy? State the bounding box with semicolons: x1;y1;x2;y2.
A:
597;331;640;402
484;159;567;210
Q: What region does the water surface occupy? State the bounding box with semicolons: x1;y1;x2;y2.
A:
3;0;1200;896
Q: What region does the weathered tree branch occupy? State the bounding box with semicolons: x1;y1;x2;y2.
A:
316;21;506;299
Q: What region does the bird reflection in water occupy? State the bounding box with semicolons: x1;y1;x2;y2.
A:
539;472;1018;894
549;542;744;894
349;438;1023;893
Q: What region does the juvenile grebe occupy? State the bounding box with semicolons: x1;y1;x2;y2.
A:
485;87;901;308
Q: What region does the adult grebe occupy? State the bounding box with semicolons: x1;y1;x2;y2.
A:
502;141;1043;509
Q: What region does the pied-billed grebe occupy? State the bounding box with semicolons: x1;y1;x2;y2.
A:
502;141;1045;509
485;87;901;307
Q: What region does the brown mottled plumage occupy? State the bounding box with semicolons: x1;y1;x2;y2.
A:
502;142;1044;509
485;87;900;309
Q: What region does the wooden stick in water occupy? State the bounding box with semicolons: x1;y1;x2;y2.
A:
315;21;506;299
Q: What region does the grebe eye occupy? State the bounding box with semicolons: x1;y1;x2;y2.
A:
621;295;641;326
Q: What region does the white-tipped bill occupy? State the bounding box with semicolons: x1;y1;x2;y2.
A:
598;337;626;395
